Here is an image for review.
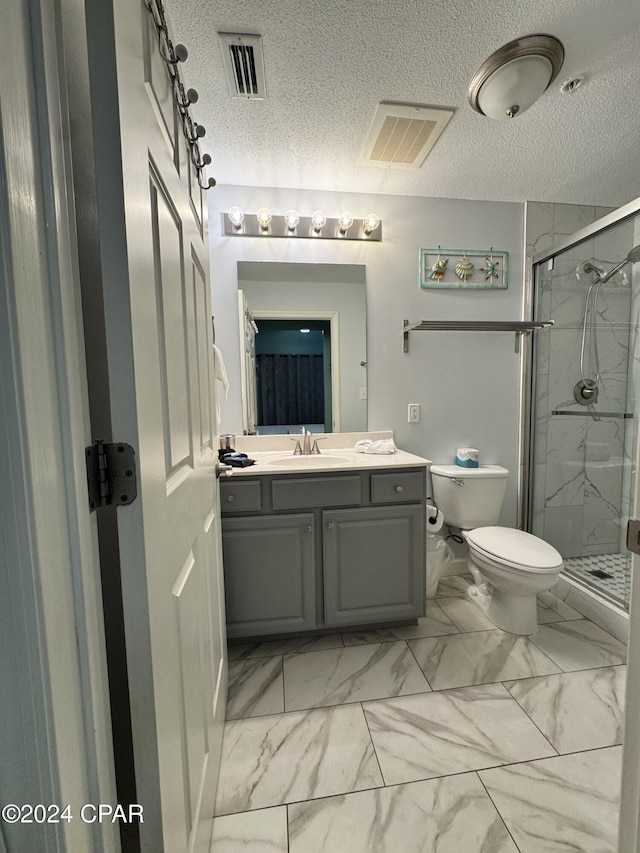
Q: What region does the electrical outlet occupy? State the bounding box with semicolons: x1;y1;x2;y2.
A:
408;403;420;423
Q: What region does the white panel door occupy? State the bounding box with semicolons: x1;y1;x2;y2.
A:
79;2;227;850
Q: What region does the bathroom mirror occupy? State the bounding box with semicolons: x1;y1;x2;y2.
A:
237;261;367;434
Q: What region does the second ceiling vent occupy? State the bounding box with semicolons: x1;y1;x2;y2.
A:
359;102;454;169
218;32;266;100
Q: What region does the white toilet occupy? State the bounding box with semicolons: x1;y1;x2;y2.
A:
430;464;563;635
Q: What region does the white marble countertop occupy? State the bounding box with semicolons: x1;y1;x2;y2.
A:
219;431;431;476
225;448;431;476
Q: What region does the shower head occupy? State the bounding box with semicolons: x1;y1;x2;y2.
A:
597;244;640;284
576;260;605;279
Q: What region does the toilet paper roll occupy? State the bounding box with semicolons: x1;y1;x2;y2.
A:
426;505;444;532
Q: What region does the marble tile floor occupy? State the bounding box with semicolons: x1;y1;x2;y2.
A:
212;590;628;852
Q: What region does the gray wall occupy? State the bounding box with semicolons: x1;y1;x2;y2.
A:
210;186;524;525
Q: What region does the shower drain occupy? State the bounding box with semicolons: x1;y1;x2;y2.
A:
587;568;614;580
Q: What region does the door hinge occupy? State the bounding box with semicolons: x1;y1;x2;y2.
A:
626;519;640;556
85;440;137;512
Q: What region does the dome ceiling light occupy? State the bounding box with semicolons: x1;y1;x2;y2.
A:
468;34;564;120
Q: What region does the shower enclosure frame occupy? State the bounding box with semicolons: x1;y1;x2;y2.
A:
522;195;640;566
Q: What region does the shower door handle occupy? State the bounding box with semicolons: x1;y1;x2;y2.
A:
626;520;640;556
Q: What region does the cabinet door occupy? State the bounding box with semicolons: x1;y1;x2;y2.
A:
323;505;425;627
222;514;316;638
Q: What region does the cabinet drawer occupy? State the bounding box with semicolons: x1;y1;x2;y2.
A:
272;476;361;510
370;470;425;503
220;480;262;512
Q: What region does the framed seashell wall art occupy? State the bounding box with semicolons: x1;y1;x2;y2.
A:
419;247;509;289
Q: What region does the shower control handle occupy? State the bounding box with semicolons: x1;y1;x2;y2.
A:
574;378;599;406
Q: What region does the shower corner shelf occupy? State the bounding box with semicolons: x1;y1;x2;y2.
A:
403;319;554;353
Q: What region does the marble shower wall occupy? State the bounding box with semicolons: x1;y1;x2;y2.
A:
526;202;637;559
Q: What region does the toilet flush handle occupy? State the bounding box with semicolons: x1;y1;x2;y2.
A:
451;478;465;486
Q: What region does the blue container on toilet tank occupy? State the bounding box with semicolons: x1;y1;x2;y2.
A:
455;447;479;468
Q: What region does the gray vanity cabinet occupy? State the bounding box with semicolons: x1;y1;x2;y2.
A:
323;504;424;627
222;513;316;638
220;467;426;639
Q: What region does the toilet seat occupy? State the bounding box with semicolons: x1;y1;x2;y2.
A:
466;526;563;574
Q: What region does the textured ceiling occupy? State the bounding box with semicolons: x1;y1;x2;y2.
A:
167;0;640;206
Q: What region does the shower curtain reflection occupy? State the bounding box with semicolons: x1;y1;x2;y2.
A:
257;353;325;427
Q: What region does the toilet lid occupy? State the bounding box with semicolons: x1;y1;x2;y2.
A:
466;526;563;572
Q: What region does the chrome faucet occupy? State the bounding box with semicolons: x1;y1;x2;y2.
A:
302;428;313;455
289;428;327;455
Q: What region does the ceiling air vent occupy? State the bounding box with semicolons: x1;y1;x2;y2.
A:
218;32;266;100
359;102;454;169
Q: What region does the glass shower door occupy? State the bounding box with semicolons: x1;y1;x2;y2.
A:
530;212;640;610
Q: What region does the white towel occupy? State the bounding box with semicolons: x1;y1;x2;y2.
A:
355;439;397;454
213;344;229;424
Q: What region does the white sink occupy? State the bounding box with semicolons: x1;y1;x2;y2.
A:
266;454;354;468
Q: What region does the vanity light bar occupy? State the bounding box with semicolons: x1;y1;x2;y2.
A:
222;212;382;241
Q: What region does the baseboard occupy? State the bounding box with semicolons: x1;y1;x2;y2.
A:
442;557;468;577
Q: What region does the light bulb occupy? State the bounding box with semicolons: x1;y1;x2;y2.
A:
338;211;354;234
284;209;300;231
363;213;380;235
311;210;327;233
256;207;272;229
228;206;244;228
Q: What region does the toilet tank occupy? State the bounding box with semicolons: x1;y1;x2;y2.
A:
430;464;509;529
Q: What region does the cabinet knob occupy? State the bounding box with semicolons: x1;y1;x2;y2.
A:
327;522;335;529
395;485;404;493
305;525;312;532
227;494;235;502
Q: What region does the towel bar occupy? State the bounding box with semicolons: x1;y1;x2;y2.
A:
552;410;633;419
403;319;554;353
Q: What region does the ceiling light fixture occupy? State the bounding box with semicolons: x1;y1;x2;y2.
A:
256;207;272;229
363;213;380;236
338;211;354;234
468;34;564;120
